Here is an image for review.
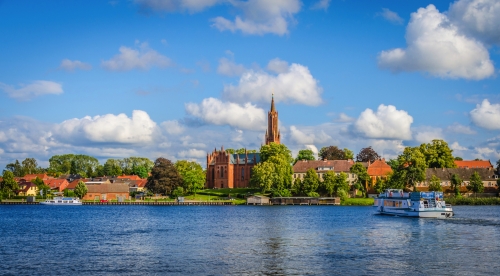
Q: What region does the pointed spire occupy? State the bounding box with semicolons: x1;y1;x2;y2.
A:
270;93;276;112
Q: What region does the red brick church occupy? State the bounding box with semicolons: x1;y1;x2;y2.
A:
205;96;280;188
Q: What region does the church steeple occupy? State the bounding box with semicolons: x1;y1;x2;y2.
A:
265;94;280;145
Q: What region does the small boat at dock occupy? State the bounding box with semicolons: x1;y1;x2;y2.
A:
374;189;453;218
40;197;82;205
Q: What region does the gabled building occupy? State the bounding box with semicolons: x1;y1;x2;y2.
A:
45;179;69;193
17;181;38;196
417;167;499;193
292;159;359;185
82;183;129;201
206;148;260;189
454;160;494;169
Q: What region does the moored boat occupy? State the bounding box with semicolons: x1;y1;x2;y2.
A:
374;189;453;218
40;197;82;205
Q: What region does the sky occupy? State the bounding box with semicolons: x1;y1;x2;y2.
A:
0;0;500;169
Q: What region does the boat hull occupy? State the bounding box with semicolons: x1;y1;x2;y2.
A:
376;209;453;218
39;202;82;205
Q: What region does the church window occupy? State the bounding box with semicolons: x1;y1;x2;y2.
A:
241;168;245;181
221;168;224;178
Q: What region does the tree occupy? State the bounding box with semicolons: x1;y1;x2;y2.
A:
5;160;24;177
145;158;183;196
386;159;400;171
102;159;123;177
450;174;462;196
174;160;206;195
302;169;319;195
393;147;426;191
356;146;380;163
454;156;463;161
294;149;316;164
428;175;442;192
49;154;99;176
374;177;387;194
496;179;500;194
350;162;370;196
21;158;39;175
344;148;354;160
260;143;293;163
1;171;19;199
318;146;345;160
496;159;500;173
172;186;184;198
250;143;293;195
419;139;456;168
333;172;349;196
119;157;154;175
292;177;304;196
467;171;484;197
132;166;149;179
74;181;88;199
321;171;336;197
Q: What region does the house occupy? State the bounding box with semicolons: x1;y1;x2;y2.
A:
21;174;52;181
292;159;359;185
454;160;494;169
246;195;270;205
82;183;130;201
45;179;69;193
17;181;38;196
117;175;142;180
417;167;499;193
129;179;147;193
366;159;393;193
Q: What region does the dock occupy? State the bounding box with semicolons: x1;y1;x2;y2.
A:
0;201;234;206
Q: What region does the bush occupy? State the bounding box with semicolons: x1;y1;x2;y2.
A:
171;187;184;198
337;189;348;201
445;197;500;205
307;191;319;197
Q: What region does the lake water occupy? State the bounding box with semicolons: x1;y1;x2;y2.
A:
1;205;499;275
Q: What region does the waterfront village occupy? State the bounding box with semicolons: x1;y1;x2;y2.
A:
1;97;499;206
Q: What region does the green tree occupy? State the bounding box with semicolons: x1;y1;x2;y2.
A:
356;146;380;163
467;171;484;197
292;177;304;196
260;143;293;163
318;146;345;160
333;172;349;196
172;186;184;198
5;160;24;177
450;173;463;196
393;147;426;191
419;139;456;168
102;159;123;177
145;157;183;196
49;154;99;176
63;189;75;197
344;148;354;160
74;181;88;199
132;166;149;179
294;149;316;164
428;175;443;191
496;179;500;194
454;156;463;161
174;160;206;195
21;158;39;175
350;162;370;196
250;143;293;195
386;159;400;171
1;171;19;199
119;157;154;175
374;177;387;194
321;171;336;196
302;169;319;194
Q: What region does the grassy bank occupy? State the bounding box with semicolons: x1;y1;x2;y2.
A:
445;197;500;205
341;198;374;206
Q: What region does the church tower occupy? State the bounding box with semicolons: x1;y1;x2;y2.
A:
265;94;280;145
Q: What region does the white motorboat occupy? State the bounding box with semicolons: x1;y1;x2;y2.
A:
374;189;453;218
40;197;82;205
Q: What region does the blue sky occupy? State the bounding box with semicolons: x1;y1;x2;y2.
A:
1;0;499;169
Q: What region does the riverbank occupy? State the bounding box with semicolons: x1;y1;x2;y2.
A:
445;197;500;205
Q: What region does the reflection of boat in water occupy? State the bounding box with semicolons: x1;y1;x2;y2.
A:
40;197;82;205
374;189;453;218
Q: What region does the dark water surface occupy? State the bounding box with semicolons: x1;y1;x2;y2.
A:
1;205;499;275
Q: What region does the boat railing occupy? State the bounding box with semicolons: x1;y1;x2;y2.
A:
446;204;452;208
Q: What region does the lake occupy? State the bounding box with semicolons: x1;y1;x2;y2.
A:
0;205;499;275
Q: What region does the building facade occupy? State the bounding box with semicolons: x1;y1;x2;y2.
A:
292;159;359;185
416;167;499;193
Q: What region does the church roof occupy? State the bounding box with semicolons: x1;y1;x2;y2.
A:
229;153;260;165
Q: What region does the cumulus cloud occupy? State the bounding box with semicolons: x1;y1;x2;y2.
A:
217;57;246;76
449;0;500;45
59;59;92;71
470;99;500;130
161;120;185;135
378;8;404;25
446;123;476;134
310;0;330;11
352;104;413;140
0;80;63;100
336;113;355;123
102;42;171;71
211;0;301;35
451;141;468;151
378;5;494;80
266;58;289;74
413;127;444;144
134;0;221;13
177;149;206;159
289;125;332;145
223;62;323;106
55;110;158;144
185;98;266;131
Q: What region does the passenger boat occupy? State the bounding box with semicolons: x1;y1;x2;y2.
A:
374;189;453;218
40;197;82;205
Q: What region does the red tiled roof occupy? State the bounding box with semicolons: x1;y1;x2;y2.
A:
18;182;36;193
455;160;493;169
117;175;142;180
22;174;52;181
367;159;392;176
45;179;69;189
87;183;130;193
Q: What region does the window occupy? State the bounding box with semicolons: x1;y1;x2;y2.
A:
221;169;224;178
241;168;245;181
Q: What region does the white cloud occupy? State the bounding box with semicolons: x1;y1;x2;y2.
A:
470;99;500;130
451;141;468;151
305;145;318;156
289;125;332;145
446;123;476;134
0;80;63;100
55;110;158;144
161;120;185;135
378;4;494;80
217;57;246;76
378;8;404;25
223;62;323;106
266;58;289;74
177;149;206;159
101;42;171;71
211;0;301;35
336;113;355;123
134;0;221;13
413;127;444;144
185;98;266;131
352;104;413;140
311;0;330;11
59;59;92;71
449;0;500;45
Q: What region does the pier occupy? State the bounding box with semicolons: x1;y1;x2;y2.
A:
0;201;234;206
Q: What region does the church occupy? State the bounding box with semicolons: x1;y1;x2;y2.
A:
205;96;280;188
